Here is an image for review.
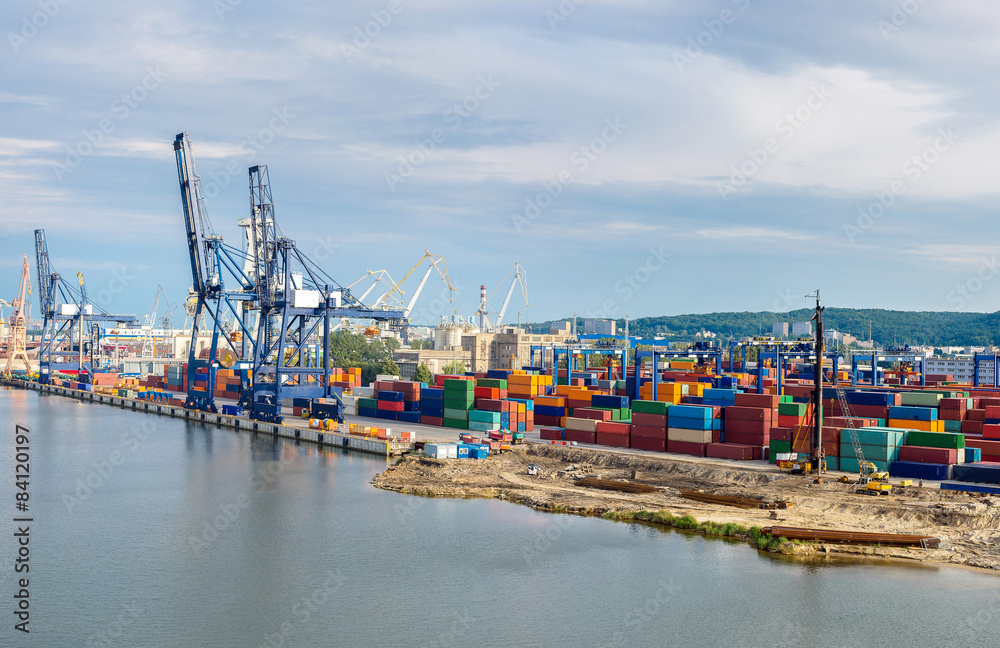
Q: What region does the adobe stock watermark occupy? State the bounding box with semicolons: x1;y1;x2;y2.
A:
598;578;681;648
256;569;346;648
510;117;627;234
946;256;999;310
522;513;576;571
408;283;464;328
717;84;833;199
877;0;932;40
8;0;71;54
340;0;407;59
93;266;138;309
844;125;958;244
673;0;751;71
85;598;146;648
62;419;156;513
50;65;168;181
545;0;586;30
187;448;296;555
199;107;295;200
384;75;501;191
585;245;670;321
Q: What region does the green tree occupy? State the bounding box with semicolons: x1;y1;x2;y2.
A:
412;363;433;384
442;361;466;375
410;339;424;350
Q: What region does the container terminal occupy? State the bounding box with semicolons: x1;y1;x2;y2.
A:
4;133;1000;570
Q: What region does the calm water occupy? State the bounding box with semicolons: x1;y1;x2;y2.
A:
2;387;999;647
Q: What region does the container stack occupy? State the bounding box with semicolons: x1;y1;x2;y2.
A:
667;405;714;457
840;427;905;473
421;387;444;425
443;378;474;429
630;400;668;452
533;395;567;427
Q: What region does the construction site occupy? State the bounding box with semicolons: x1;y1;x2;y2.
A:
5;133;1000;574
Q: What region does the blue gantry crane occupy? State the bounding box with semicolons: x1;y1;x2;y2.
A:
174;132;405;421
243;164;406;423
174;132;259;412
33;229;137;383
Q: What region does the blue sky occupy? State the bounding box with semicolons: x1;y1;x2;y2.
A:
2;0;999;325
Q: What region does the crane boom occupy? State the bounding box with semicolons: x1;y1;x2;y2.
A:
494;262;528;329
33;229;53;319
173;132;214;294
404;258;449;317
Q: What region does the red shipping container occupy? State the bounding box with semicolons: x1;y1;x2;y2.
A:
377;400;404;412
898;445;957;464
968;409;986;421
725;406;772;422
631;412;667;428
477;399;503;412
939;409;964;421
596;432;629;448
940;398;967;411
964;438;1000;455
420;416;443;426
980;398;1000;408
535;414;562;427
565;429;596;444
984;424;1000;440
630;425;667;440
630;436;666;452
770;426;793;441
667;440;707;457
777;414;802;428
724;431;768;446
725;419;769;434
986;406;1000;420
539;427;564;440
575;408;613;422
595;421;630;435
474;386;500;399
962;420;984;434
734;393;780;408
706;443;760;461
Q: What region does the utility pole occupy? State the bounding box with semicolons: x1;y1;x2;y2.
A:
809;290;824;474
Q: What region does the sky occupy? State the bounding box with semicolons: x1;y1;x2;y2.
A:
2;0;999;326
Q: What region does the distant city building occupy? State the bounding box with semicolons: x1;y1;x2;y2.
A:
584;318;616;336
550;321;572;336
772;322;789;338
925;357;995;383
791;321;813;337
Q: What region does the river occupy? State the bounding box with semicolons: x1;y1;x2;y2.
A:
1;388;998;647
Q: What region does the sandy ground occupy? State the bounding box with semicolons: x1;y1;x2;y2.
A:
372;443;1000;573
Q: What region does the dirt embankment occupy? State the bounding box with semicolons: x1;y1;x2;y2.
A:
372;444;1000;572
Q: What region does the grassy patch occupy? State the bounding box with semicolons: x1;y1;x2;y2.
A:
603;511;799;554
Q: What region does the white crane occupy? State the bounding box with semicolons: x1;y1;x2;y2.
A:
476;263;528;333
381;251;454;319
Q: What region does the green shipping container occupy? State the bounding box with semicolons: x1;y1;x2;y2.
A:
631;400;668;415
824;456;840;471
476;378;508;389
778;402;809;417
443;418;468;430
468;420;500;432
905;430;964;450
841;427;905;447
769;440;792;464
841;457;889;474
443;408;469;421
468;410;501;424
944;419;962;432
443;379;475;392
443;394;474;409
899;392;942;407
357;398;378;409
